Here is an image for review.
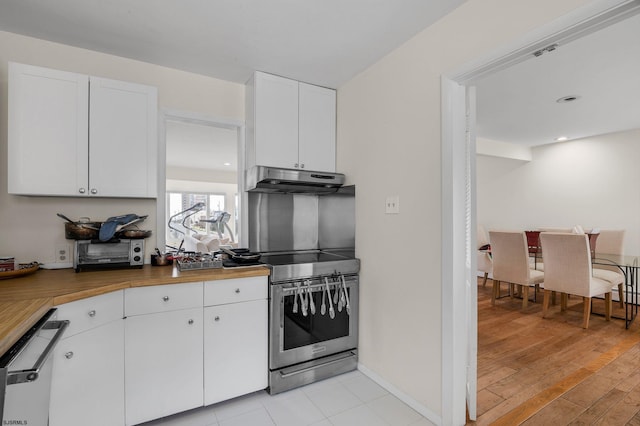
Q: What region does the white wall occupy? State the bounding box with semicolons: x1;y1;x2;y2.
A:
0;30;244;263
478;128;640;254
337;0;591;420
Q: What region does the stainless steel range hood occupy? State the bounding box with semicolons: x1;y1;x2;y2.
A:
245;166;345;194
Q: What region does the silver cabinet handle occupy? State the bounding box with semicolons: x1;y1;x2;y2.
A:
188;319;194;325
162;296;169;302
214;316;220;322
78;188;86;194
88;310;96;317
90;188;98;195
64;351;74;359
294;163;299;168
300;163;305;169
235;288;240;294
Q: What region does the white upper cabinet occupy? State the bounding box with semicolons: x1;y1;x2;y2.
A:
89;77;157;197
246;71;336;173
8;63;89;196
298;82;336;172
8;62;158;198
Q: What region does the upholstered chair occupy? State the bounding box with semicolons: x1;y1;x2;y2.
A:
539;232;613;329
489;231;544;309
592;229;626;308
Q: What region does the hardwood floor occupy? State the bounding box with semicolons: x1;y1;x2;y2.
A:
472;279;640;425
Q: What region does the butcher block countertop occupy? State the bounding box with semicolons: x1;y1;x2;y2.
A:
0;265;270;355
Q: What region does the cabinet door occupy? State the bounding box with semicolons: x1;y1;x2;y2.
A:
204;299;268;405
8;62;89;196
299;83;336;173
89;77;158;198
49;320;124;426
254;72;299;169
125;307;203;425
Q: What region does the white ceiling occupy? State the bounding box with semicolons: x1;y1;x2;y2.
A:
0;0;466;89
476;11;640;147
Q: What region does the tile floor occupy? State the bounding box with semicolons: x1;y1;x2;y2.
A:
142;370;436;426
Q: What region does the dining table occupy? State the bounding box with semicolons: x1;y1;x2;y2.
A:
592;253;639;329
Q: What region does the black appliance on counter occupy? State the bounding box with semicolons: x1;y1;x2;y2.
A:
74;239;145;272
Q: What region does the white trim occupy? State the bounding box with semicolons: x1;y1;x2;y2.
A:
451;0;640;84
441;77;468;426
357;363;442;426
440;0;638;424
157;108;245;252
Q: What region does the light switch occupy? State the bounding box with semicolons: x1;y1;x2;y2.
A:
385;196;400;214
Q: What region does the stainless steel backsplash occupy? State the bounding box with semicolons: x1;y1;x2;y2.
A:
248;186;355;252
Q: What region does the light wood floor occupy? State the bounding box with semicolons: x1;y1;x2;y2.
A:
472;279;640;425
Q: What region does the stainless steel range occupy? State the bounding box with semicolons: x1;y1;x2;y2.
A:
246;166;359;394
262;249;359;394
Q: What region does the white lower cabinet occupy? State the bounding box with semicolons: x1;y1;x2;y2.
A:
203;276;268;405
204;299;268;405
124;283;204;426
49;292;124;426
49;277;268;426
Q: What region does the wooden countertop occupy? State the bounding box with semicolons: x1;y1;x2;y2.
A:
0;264;270;355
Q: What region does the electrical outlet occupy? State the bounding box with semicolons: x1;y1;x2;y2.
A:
385;196;400;214
55;244;71;263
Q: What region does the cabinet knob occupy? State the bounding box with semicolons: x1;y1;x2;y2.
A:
188;319;194;325
162;296;170;302
214;316;220;322
300;163;305;169
235;288;241;294
294;163;299;168
78;188;86;194
90;188;98;195
88;310;96;317
64;351;74;359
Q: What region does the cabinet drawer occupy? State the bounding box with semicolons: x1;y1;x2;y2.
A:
55;290;123;338
204;277;267;306
125;282;203;316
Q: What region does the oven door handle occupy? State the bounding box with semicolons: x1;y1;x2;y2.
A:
6;319;70;385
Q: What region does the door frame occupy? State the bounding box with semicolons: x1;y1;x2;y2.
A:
441;0;640;423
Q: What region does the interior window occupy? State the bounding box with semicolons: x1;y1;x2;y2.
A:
165;119;239;252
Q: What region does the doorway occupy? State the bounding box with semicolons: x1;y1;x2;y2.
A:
442;0;640;422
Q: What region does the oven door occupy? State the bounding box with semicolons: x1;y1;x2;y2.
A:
269;275;358;370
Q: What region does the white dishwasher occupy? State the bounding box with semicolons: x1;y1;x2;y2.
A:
0;309;69;425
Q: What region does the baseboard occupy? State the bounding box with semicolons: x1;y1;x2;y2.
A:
357;362;442;426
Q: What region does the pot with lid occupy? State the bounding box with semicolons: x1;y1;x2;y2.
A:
58;214;102;240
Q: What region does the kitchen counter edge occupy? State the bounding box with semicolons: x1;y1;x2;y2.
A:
0;265;270;355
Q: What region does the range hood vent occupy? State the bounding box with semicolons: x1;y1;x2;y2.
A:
246;166;345;194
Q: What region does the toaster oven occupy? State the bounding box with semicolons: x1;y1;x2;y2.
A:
74;239;144;272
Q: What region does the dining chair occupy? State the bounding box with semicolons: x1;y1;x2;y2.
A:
488;231;544;309
477;224;493;287
525;230;542;270
539;232;613;329
593;229;626;308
